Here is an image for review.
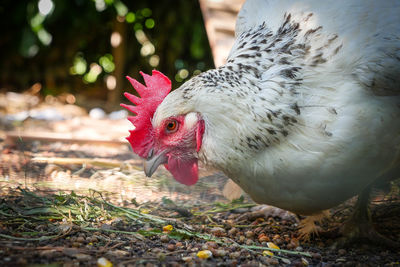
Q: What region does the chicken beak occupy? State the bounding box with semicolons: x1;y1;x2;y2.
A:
143;149;168;177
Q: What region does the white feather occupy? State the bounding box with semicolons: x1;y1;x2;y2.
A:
154;0;400;214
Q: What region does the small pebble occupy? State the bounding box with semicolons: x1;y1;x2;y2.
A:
109;233;117;239
262;257;279;265
238;235;246;243
63;248;79;257
157;252;166;261
182;256;193;262
290;239;299;248
76;236;85;243
160;235;170;243
210;227;226;237
230;251;241;259
205;241;218;249
101;224;112;230
380;251;389;256
232;207;250;213
245;231;255;238
258;233;270;242
245;239;253;245
338;249;346;256
71;242;81;248
295;246;303;252
229;259;238;266
35;224;46;232
286;242;295;249
272;234;280;240
106;250;129;257
254;227;263;234
89;236;99;243
152;248;162;254
291;260;303;267
75;253;92;261
231;243;240;250
311;252;322;260
213;249;227;257
228;227;238;236
336;258;347;263
16;258;28;265
167;244;175;251
259;236;270;242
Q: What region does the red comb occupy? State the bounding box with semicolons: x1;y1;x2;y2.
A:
120;70;171;158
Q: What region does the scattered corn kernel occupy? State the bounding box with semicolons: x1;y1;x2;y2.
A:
97;257;113;267
140;209;150;214
262;250;274;257
163;225;173;232
301;257;309;266
197;250;212;259
267;242;280;250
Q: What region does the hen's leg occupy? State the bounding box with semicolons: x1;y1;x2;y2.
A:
335;185;399;249
222;179;243;200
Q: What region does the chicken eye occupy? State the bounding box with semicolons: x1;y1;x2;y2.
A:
165;120;178;133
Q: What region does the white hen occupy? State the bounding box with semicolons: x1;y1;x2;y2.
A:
123;0;400;246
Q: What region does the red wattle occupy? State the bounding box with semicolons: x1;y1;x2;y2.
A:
164;157;199;186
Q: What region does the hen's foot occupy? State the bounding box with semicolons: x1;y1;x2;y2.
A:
332;217;399;249
298;210;330;241
333;185;399;249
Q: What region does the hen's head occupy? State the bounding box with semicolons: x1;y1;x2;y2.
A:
121;70;204;186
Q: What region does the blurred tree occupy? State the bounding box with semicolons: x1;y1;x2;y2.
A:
0;0;213;110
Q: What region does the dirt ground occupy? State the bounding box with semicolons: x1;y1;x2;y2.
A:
0;92;399;266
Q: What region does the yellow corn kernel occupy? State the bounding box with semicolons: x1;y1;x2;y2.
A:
262;250;274;257
140;209;150;214
97;257;113;267
163;225;173;232
197;250;212;259
267;242;280;250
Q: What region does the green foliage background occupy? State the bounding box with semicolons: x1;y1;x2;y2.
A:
0;0;214;107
